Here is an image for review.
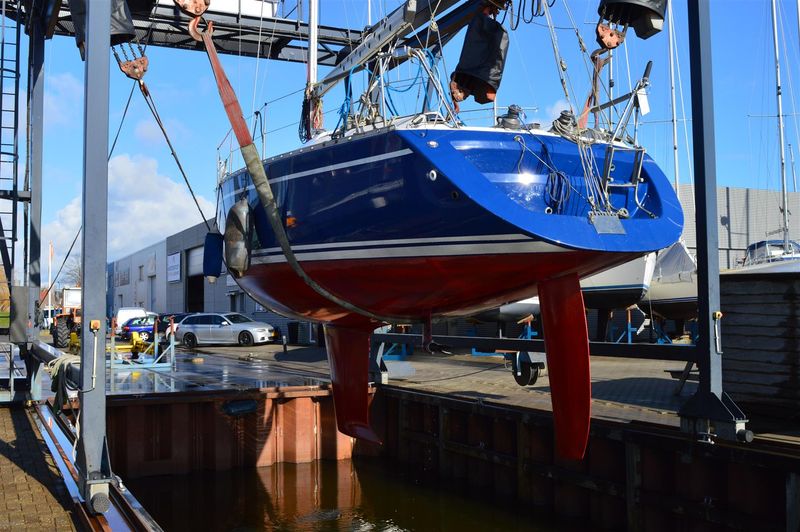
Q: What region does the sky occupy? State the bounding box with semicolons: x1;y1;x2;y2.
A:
14;0;800;280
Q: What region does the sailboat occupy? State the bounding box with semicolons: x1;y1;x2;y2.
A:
723;0;799;276
207;0;681;460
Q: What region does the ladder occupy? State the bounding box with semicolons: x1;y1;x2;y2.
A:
0;1;21;289
0;2;21;400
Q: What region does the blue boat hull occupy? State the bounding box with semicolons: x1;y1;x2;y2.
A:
218;126;682;325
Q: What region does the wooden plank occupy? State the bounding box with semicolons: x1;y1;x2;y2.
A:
723;313;800;329
722;359;798;376
721;336;799;351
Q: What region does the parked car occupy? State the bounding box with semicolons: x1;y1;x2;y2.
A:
114;307;148;334
119;314;158;342
157;312;190;334
177;312;277;348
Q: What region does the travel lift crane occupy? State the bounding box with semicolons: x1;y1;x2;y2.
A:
11;0;748;515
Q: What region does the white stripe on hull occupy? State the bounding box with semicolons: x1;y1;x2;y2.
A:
251;239;571;264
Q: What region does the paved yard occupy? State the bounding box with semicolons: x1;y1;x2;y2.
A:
0;406;77;531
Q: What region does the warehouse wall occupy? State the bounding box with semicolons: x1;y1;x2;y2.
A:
678;185;799;269
109;240;167;315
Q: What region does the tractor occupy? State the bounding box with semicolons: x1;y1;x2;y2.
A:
51;287;81;349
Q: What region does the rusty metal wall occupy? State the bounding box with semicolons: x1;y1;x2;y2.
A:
107;388;355;479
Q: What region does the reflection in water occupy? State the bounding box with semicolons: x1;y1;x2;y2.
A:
127;458;561;531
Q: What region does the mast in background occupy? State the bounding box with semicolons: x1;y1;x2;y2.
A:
668;0;680;191
770;0;790;251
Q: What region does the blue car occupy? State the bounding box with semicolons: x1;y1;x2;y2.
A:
120;314;157;342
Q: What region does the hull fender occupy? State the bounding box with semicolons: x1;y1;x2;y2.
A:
224;198;252;277
539;273;592;460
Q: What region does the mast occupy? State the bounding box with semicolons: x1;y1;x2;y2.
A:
667;0;680;191
308;0;319;86
770;0;790;251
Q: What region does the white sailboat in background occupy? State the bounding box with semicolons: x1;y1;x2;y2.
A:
642;239;697;320
723;0;800;276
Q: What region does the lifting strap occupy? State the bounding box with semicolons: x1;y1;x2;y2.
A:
177;11;408;325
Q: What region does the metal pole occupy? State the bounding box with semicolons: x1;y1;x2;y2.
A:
27;9;44;342
308;0;318;85
770;0;790;251
679;0;749;443
20;4;46;402
47;242;52;315
76;0;113;515
667;0;680;190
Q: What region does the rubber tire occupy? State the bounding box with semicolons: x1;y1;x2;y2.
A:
54;320;70;349
238;331;254;347
511;356;539;387
139;331;150;342
183;333;197;349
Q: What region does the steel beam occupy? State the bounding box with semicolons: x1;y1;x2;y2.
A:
8;2;362;65
76;0;112;515
678;0;748;442
27;4;44;344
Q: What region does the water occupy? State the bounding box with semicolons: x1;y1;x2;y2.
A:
126;458;565;531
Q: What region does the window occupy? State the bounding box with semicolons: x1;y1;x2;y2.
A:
182;316;199;325
139;265;144;281
210;315;226;326
225;313;253;324
196;315;214;325
229;294;237;312
149;277;156;310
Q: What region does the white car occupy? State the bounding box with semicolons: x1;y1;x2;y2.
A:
114;307;148;334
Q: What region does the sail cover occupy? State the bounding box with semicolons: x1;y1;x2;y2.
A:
653;241;695;284
450;12;509;105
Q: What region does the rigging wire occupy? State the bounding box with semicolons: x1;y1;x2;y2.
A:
109;81;137;157
250;0;268;119
777;0;800;196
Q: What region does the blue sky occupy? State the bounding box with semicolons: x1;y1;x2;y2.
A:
25;0;800;268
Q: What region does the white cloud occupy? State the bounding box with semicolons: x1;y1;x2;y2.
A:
41;154;214;283
44;72;83;127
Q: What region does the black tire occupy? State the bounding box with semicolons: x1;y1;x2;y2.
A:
511;354;539;387
238;331;254;347
139;331;150;342
54;320;70;349
183;333;197;349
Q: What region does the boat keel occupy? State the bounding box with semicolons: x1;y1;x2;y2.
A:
324;324;382;444
538;273;592;460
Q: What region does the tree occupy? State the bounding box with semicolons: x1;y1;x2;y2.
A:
63;257;82;287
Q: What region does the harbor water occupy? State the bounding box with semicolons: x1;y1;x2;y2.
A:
127;457;569;531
